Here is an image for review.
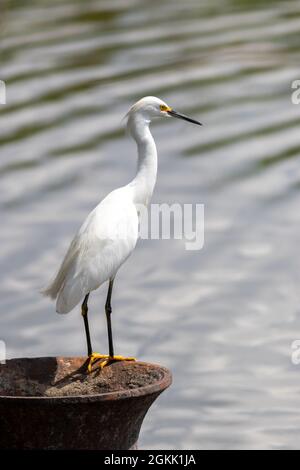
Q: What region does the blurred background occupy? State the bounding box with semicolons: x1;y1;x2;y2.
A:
1;0;300;450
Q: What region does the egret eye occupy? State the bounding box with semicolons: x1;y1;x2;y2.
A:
160;104;170;112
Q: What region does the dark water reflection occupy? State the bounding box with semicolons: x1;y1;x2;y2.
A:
1;0;300;449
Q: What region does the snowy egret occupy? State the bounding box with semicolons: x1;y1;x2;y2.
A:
42;96;201;371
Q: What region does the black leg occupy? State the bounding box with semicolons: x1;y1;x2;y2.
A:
105;279;115;358
81;293;92;356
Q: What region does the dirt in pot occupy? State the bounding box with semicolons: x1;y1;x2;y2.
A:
0;358;165;397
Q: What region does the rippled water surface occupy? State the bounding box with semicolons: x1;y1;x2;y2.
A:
1;0;300;449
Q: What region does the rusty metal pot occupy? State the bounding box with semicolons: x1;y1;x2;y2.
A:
0;357;172;449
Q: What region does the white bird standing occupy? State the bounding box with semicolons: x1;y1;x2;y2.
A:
42;96;201;371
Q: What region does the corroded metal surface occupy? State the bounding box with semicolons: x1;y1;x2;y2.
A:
0;357;172;449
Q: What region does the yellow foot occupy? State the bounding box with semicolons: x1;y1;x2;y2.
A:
87;353;136;372
100;355;136;369
87;353;110;373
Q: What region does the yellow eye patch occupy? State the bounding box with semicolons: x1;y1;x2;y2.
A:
160;105;172;112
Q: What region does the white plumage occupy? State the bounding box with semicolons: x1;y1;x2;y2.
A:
42;96;201;366
44;187;139;313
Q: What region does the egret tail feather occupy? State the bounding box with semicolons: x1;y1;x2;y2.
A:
41;238;79;301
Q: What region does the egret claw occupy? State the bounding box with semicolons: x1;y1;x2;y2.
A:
87;353;110;372
99;355;136;369
87;353;136;372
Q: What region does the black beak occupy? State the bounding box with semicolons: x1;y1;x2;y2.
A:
167;109;202;126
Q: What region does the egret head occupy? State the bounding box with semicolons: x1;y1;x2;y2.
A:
126;96;202;126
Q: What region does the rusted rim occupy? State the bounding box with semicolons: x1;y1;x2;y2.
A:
0;358;172;403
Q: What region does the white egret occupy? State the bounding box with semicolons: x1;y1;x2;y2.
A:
42;96;201;371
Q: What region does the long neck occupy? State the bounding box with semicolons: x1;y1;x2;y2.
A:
128;115;158;206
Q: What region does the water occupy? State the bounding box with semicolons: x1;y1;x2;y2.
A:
1;0;300;450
